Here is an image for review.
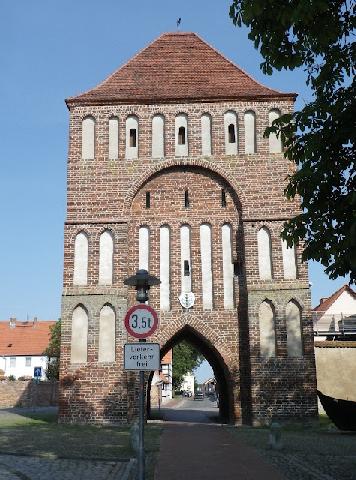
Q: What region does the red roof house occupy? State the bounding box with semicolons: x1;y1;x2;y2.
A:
313;285;356;336
0;320;57;379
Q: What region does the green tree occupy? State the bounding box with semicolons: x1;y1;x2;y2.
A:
44;319;61;380
172;341;204;390
230;0;356;283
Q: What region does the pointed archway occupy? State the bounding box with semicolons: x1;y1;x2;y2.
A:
148;324;234;423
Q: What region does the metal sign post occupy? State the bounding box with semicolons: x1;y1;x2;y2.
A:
138;339;145;480
123;269;161;480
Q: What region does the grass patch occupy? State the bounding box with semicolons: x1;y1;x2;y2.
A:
0;410;58;427
0;409;162;464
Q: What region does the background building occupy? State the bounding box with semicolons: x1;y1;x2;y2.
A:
0;319;55;380
313;285;356;409
313;284;356;339
181;373;195;396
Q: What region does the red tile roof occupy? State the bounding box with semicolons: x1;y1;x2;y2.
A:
66;32;295;107
313;285;356;312
0;321;57;356
161;350;172;364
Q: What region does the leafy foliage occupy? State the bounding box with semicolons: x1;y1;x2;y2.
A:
230;0;356;282
172;341;204;390
44;319;61;380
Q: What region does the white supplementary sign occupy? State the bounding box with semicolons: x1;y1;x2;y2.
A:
124;343;160;371
179;292;195;309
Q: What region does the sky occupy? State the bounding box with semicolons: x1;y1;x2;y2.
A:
0;1;350;378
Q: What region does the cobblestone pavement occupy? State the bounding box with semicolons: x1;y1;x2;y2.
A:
227;427;356;480
0;455;129;480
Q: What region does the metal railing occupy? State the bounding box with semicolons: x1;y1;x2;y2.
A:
313;312;356;335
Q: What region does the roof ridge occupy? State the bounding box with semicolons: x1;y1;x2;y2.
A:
160;32;196;36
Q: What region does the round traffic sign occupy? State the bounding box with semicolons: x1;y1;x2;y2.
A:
124;304;158;339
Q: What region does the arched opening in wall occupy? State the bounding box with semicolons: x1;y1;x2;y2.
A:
147;325;233;424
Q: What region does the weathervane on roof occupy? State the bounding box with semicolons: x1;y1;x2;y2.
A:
177;17;181;30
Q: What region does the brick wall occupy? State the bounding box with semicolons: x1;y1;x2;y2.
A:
59;97;317;425
0;381;58;408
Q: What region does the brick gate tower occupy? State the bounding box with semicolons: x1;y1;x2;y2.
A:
59;32;318;425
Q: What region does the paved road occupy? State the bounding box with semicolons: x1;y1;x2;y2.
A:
160;396;219;423
155;396;288;479
155;422;286;480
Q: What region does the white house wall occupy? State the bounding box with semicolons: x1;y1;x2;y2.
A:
1;355;48;380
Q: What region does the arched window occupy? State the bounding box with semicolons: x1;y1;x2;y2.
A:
259;301;276;358
244;110;256;153
71;305;88;363
201;114;212;156
175;114;188;156
269;109;282;153
98;305;116;362
82;116;95;159
257;227;272;280
126;115;139;159
200;224;213;310
160;226;170;311
139;226;149;270
281;239;297;279
286;300;303;357
108;117;119;160
152;114;165;158
224;111;238;154
180;225;191;293
222;224;234;309
99;230;114;285
73;232;88;285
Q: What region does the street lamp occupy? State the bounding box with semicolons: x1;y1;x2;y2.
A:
124;269;160;480
124;269;161;304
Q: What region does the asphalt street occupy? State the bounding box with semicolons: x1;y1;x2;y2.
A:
160;395;219;423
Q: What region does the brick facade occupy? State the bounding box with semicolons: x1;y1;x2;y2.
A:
59;33;317;425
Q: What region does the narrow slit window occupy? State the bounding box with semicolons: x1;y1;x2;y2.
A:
184;189;190;208
184;260;190;276
221;189;227;207
178;126;186;145
145;191;150;209
129;128;137;147
228;124;236;143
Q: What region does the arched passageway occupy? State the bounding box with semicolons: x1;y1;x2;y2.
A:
147;325;234;423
